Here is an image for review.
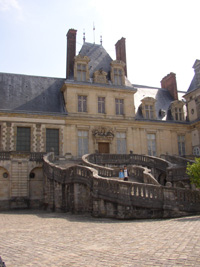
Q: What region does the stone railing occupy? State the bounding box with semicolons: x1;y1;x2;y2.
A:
0;151;11;160
161;154;194;166
44;153;200;218
129;165;160;185
167;166;190;181
0;151;45;162
30;152;46;162
84;153;172;172
82;154;115;177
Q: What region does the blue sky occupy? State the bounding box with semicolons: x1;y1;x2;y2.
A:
0;0;199;91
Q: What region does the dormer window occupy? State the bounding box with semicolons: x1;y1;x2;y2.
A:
114;68;123;85
74;55;90;82
145;104;154;119
77;63;86;81
141;97;156;120
171;101;185;121
110;60;125;86
175;107;183;121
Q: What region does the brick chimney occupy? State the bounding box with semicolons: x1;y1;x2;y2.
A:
115;37;127;77
161;72;178;100
66;29;77;79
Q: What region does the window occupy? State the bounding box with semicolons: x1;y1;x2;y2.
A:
78;95;87;112
141;97;156;119
147;133;156;156
16;127;31;152
178;135;185;156
77;63;86;82
171;101;185;121
116;132;126;154
193;147;200;156
46;129;59;155
114;68;123;85
145;105;154;119
115;99;124;115
175;107;183;121
98;97;105;113
78;131;88;157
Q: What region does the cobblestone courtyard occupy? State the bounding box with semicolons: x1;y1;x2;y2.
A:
0;210;200;267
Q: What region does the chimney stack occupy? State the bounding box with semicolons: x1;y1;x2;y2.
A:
66;29;77;79
161;72;178;100
115;37;127;77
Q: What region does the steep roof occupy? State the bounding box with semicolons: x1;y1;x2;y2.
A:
0;73;66;115
187;75;196;94
133;84;186;121
79;42;113;77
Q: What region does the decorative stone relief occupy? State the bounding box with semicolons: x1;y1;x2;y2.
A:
92;127;114;141
93;69;108;84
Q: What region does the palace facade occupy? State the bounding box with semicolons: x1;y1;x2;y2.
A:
0;28;200;210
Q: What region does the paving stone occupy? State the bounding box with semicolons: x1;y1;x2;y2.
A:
0;210;200;266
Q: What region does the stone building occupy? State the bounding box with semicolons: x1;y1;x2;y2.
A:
0;28;200;210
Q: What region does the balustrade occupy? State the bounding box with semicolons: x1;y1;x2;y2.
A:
44;152;200;215
0;151;10;160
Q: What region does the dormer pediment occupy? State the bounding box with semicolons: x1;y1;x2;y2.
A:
141;97;157;104
74;54;90;64
110;60;126;68
93;69;108;84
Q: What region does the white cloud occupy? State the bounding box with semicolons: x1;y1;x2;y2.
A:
0;0;21;11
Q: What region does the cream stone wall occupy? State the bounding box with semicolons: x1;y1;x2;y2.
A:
0;166;10;199
184;88;200;121
62;83;136;119
29;167;43;200
192;129;199;146
0;104;193;158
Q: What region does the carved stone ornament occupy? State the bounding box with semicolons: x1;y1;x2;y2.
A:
92;127;114;141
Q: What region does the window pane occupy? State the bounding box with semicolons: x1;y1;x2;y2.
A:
178;135;185;156
116;132;126;154
78;96;87;112
147;134;156;156
16;127;31;152
78;131;88;157
46;129;59;155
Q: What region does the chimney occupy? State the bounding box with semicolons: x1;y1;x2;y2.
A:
66;29;77;79
115;37;127;77
161;72;178;100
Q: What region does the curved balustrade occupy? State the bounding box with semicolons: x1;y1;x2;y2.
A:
84;153;172;172
44;153;200;218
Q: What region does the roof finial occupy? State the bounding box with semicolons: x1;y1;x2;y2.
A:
100;35;102;45
93;22;95;44
83;29;85;43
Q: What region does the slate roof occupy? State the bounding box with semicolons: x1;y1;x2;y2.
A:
79;42;113;78
0;73;66;115
187;75;196;94
133;84;186;121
